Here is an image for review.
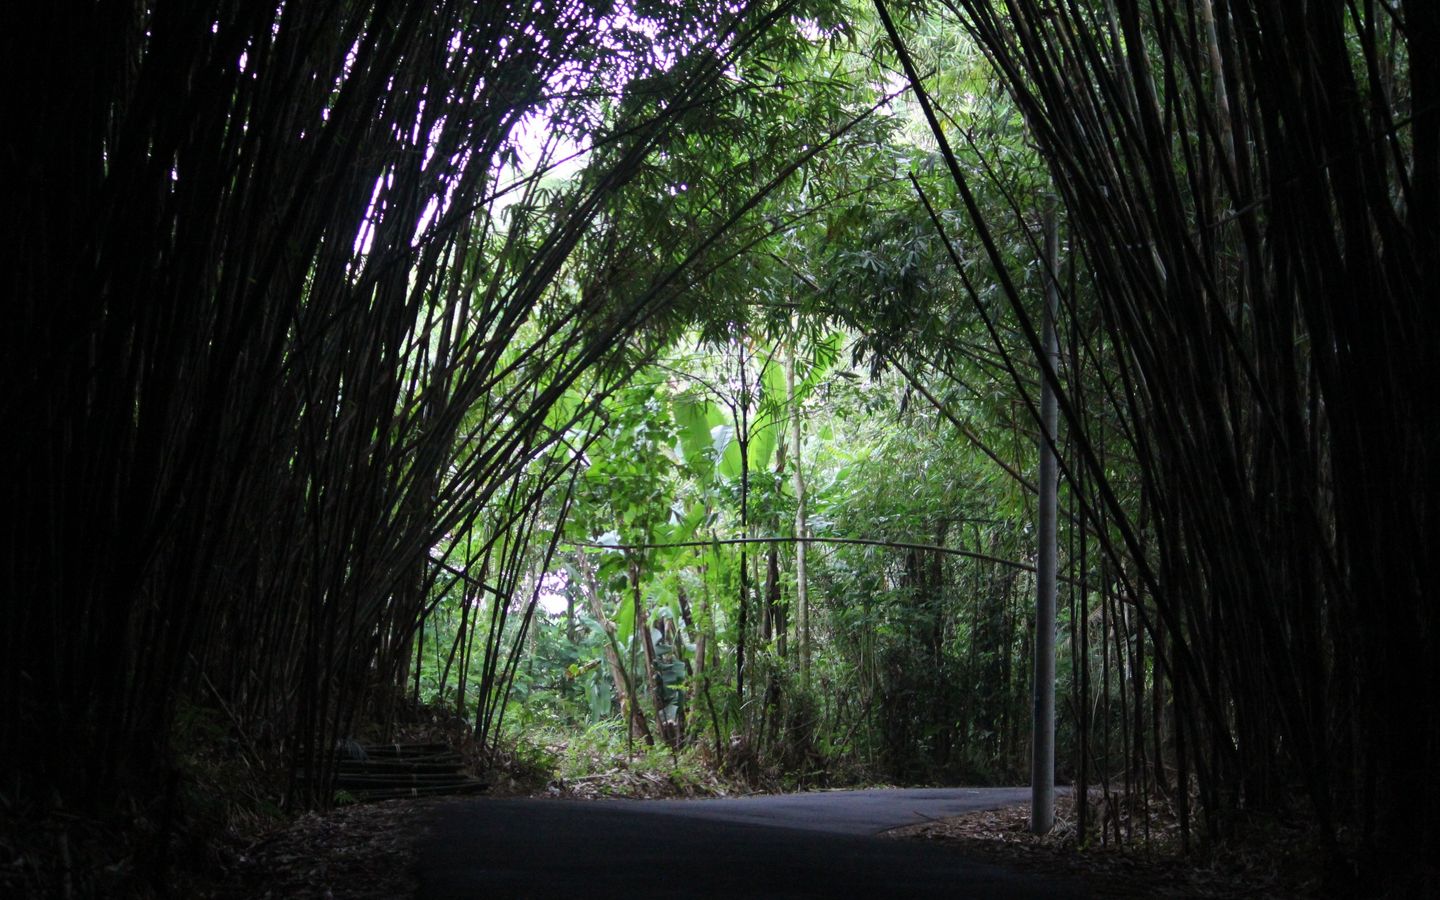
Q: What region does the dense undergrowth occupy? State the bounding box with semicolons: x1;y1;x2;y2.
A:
512;719;894;801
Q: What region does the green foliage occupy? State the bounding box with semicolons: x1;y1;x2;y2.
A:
544;720;722;797
476;1;1074;790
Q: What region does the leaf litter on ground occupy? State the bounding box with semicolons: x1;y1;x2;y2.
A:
885;793;1326;899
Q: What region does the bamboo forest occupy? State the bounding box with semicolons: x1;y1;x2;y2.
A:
5;0;1435;896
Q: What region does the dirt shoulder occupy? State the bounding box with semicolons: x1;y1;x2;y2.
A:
885;796;1325;899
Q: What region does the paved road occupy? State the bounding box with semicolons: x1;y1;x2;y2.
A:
418;788;1086;898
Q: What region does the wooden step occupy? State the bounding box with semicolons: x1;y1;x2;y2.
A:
321;739;486;802
333;772;475;787
335;758;464;775
342;780;489;802
356;742;454;758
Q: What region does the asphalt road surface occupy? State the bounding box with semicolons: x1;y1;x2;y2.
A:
418;787;1087;898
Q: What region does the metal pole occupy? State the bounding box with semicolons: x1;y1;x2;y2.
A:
1031;199;1060;834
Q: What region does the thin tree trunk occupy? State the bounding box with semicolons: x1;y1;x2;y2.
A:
583;561;650;744
632;560;672;748
1077;488;1091;841
765;547;784;656
1031;200;1060;835
736;342;751;704
788;343;810;690
411;617;424;708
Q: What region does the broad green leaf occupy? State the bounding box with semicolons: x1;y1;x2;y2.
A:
750;420;777;472
760;356;788;421
797;332;842;399
586;678;612;721
709;423;734;460
672;398;715;469
718;431;743;480
674;501;707;542
612;591;635;648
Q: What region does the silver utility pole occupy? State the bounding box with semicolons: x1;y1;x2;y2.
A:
1031;200;1060;835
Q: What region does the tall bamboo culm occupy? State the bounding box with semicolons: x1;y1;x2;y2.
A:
878;0;1438;886
3;2;807;874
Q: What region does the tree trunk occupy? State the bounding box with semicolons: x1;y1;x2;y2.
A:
765;546;785;657
632;560;672;748
1031;200;1060;835
787;345;810;691
583;561;650;744
736;342;751;704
